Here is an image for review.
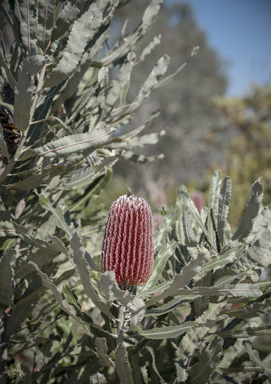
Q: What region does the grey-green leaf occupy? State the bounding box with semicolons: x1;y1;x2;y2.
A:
14;55;46;133
115;344;133;384
217;176;232;246
0;249;16;308
188;336;223;384
31;128;114;158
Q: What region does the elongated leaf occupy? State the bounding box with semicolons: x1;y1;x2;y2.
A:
0;50;16;89
208;170;222;248
176;284;262;298
139;239;177;295
51;0;87;43
31;128;114;158
0;249;16;308
71;231;114;319
95;338;113;367
188;336;223;384
49;235;70;258
217;176;232;246
200;244;246;273
105;52;135;109
183;206;198;246
232;179;263;244
115;344;133;384
128;55;170;113
154;209;177;253
247;227;271;267
6;287;44;337
146;294;199;317
136;320;198;340
38;194;74;238
70;166;113;212
127;296;145;332
44;0;111;88
14;55;46;133
180;191;216;251
146;252;206;307
9;165;64;190
97;271;117;301
0;123;10;160
154;46;199;89
60;166;95;190
0;196;10;221
20;0;37;55
243;341;271;378
30;261;115;338
218;325;271;338
146;346;166;384
175;301;225;363
194;271;212;317
37;0;56;52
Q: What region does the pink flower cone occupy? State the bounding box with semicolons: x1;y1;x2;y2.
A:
101;195;154;290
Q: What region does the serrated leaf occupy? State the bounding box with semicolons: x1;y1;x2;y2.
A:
154;209;177;253
97;271;117;301
105;52;135;109
71;231;114;319
243;341;271;378
208;170;222;248
127;296;145;332
188;336;223;384
6;287;44;337
70;166;113;212
200;244;246;273
38;194;74;238
247;227;271;267
37;0;56;52
0;123;10;160
115;344;133;384
14;55;46;133
176;284;262;298
49;235;70;258
146;252;206;307
180;190;216;251
0;197;10;221
218;325;271;338
9;165;64;190
44;0;111;88
139;239;177;295
183;206;198;246
20;0;37;55
128;55;170;113
232;179;263;244
217;176;232;246
95;338;113;367
51;0;87;43
31;128;114;158
175;301;226;363
146;346;166;384
0;50;16;90
91;373;107;384
30;262;115;338
0;249;16;308
136;320;198;340
60;166;95;190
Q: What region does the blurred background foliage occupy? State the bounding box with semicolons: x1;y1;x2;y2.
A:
88;1;271;230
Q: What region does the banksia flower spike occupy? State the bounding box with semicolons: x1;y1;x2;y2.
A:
101;195;154;290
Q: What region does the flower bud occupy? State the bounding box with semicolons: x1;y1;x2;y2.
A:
101;195;154;290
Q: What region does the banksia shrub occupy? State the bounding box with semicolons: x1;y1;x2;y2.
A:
101;195;154;290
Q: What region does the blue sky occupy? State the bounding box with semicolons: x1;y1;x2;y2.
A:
170;0;271;96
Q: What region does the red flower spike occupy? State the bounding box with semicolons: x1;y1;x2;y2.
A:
101;195;154;290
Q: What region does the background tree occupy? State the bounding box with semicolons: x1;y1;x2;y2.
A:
204;84;271;228
113;0;227;204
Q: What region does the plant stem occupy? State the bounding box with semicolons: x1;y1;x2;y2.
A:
117;305;125;345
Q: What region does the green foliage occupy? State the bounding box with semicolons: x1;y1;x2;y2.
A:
0;1;271;383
